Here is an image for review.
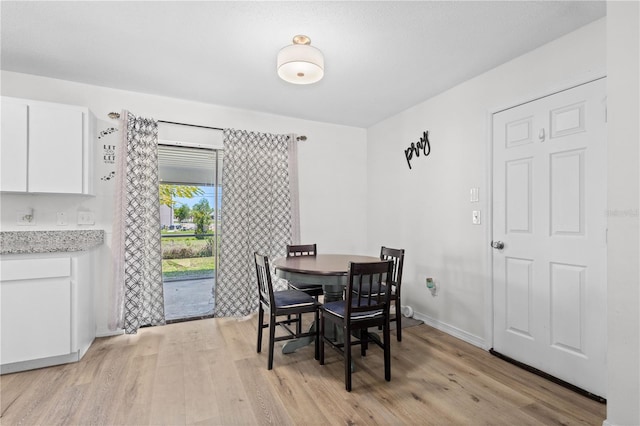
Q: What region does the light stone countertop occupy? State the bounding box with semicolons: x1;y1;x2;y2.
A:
0;230;105;254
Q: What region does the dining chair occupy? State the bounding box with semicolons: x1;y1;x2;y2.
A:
255;252;320;370
380;247;405;341
319;260;393;391
352;246;405;341
286;243;324;298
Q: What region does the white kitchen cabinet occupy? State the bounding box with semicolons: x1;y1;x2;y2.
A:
0;98;28;192
1;258;72;364
0;251;96;374
0;97;95;195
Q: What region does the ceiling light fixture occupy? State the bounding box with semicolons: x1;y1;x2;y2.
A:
277;35;324;85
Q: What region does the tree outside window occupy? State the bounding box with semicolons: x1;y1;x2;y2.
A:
192;198;213;238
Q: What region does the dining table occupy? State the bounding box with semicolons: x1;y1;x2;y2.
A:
272;253;380;354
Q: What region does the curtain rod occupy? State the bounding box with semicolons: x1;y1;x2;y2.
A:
107;112;307;141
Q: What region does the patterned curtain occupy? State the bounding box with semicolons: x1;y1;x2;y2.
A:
215;129;294;317
110;111;165;334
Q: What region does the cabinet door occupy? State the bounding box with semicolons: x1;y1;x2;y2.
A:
28;104;84;193
1;257;72;364
0;99;28;191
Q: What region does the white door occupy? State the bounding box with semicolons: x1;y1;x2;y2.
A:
492;78;607;397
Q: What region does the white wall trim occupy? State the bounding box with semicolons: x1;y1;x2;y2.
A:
488;69;607;115
413;311;486;349
484;108;495;351
96;329;124;338
602;420;614;426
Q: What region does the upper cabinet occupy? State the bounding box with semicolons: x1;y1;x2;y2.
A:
0;97;95;195
1;100;28;192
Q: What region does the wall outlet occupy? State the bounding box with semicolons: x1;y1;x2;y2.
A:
56;212;68;226
77;211;95;225
16;209;36;226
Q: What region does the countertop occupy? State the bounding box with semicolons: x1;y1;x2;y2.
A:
0;230;105;254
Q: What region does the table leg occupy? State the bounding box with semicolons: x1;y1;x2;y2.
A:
282;322;315;354
282;284;344;354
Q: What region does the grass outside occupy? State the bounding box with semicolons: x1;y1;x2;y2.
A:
161;230;204;236
162;256;215;279
161;233;216;280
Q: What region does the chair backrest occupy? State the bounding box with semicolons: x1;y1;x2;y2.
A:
380;246;405;293
286;243;317;257
345;260;394;316
254;252;275;309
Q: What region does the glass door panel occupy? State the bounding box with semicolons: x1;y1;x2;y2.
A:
158;144;222;322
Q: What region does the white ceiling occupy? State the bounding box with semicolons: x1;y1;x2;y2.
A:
1;1;605;128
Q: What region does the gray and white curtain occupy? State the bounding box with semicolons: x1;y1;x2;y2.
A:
110;111;165;334
215;129;299;317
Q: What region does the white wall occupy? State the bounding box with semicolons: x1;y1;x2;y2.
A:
605;2;640;425
0;72;368;335
366;18;606;344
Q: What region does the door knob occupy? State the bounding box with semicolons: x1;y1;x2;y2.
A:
491;241;505;250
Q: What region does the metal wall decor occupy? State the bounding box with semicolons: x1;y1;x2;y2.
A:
404;130;431;170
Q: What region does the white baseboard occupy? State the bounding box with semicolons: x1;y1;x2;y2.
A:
412;311;486;349
96;329;124;338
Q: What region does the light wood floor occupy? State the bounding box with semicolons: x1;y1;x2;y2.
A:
1;316;606;425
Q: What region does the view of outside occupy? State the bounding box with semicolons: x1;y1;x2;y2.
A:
156;139;222;322
160;182;221;321
160;184;218;281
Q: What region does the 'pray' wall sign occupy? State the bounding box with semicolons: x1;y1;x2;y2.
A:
404;131;431;170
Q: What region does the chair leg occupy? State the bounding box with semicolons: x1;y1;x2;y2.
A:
396;298;402;342
345;323;352;392
257;305;264;353
268;313;276;370
296;313;302;335
319;312;325;365
314;309;320;361
360;329;368;357
384;317;391;382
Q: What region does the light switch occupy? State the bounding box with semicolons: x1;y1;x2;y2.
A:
470;187;479;203
472;210;481;225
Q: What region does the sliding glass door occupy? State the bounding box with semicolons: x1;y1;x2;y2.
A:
158;144;223;322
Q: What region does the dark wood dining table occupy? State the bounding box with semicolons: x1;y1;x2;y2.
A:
273;253;380;354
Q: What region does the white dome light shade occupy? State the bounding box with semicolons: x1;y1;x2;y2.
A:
277;35;324;85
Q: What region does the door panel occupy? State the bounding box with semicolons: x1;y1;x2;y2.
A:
506;158;533;233
505;256;533;338
492;78;607;397
550;149;585;235
549;262;585;354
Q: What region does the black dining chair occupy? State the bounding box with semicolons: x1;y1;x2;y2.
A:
380;247;405;341
319;260;393;391
255;252;320;370
286;243;324;298
352;247;405;341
